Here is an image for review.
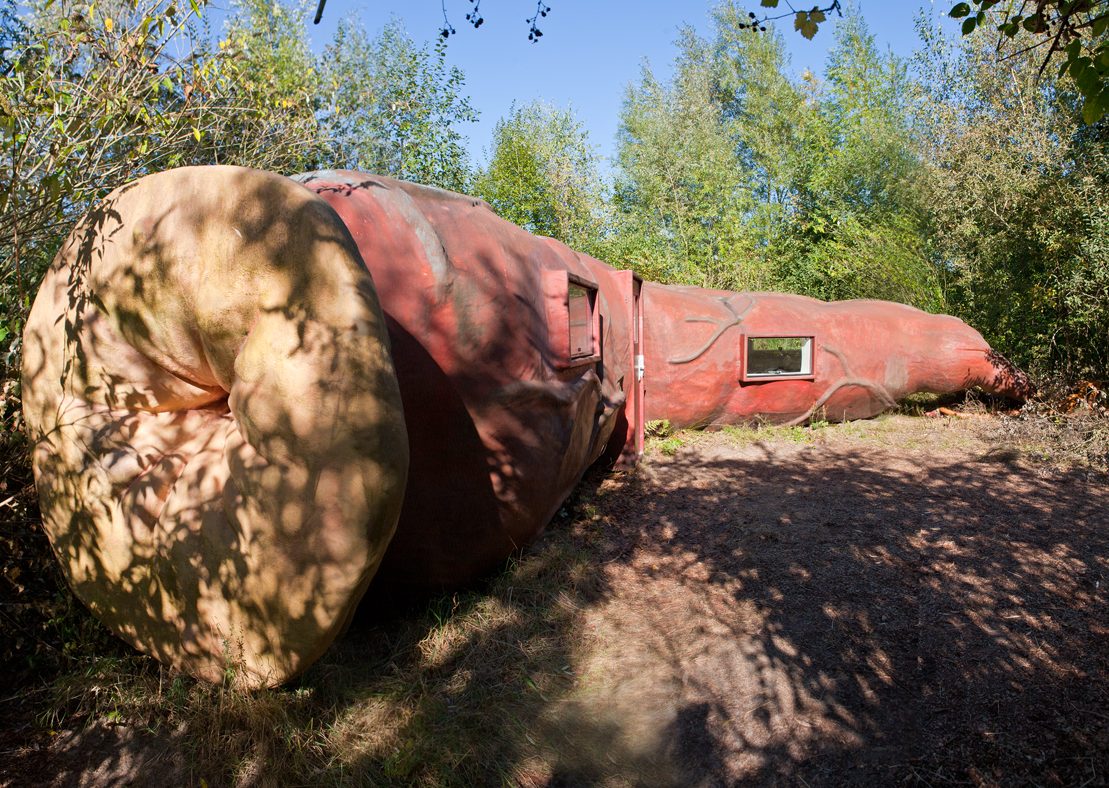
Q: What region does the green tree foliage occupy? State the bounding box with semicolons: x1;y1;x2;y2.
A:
796;11;941;308
611;3;940;308
1;0;218;354
0;2;483;383
1;0;1103;392
949;0;1109;124
915;17;1109;377
208;0;328;171
611;27;753;288
320;18;477;192
752;1;1108;123
473;100;608;256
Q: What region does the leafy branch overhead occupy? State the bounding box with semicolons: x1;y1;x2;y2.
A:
438;0;551;41
744;1;844;39
312;0;553;43
949;0;1109;123
753;1;1107;123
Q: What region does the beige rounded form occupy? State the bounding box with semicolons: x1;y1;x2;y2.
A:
21;166;409;688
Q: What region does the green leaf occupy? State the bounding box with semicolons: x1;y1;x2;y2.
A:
1022;14;1047;33
949;2;971;18
760;0;779;6
188;0;200;14
810;9;826;25
962;16;977;35
1081;90;1107;124
794;11;818;40
1069;56;1092;78
1075;65;1099;95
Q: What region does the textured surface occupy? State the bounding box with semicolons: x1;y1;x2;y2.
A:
21;167;408;688
641;285;1031;429
299;170;1028;591
298;171;631;589
21;165;1030;686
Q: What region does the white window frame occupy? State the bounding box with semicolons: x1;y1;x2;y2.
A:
740;335;816;382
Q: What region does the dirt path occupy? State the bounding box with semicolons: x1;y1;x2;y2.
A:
539;416;1108;785
3;414;1107;786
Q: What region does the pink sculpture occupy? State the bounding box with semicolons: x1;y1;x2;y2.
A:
21;166;1029;686
639;285;1031;429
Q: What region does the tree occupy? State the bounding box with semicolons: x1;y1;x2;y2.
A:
319;18;477;192
473;101;608;256
750;0;1109;123
914;14;1109;376
794;10;941;308
1;0;217;349
203;0;329;172
0;0;361;365
611;26;753;288
712;3;815;291
611;3;940;308
949;0;1109;123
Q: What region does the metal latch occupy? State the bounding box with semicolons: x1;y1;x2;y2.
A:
634;354;645;381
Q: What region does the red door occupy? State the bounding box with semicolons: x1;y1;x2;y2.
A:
632;275;644;460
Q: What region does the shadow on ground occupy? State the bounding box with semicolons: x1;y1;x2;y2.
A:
535;425;1108;785
2;417;1107;786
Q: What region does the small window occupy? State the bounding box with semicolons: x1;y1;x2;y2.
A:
743;336;813;380
568;283;595;359
542;269;599;368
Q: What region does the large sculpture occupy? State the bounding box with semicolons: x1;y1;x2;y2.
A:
21;166;1029;687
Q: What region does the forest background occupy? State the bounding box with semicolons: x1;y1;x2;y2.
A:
1;0;1106;409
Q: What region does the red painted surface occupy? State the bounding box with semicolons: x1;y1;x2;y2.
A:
298;172;633;588
641;285;1032;428
21;166;1033;687
297;170;1029;589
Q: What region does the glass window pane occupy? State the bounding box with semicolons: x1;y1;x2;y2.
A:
568;284;593;358
746;337;812;377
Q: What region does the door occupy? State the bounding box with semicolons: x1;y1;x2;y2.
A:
632;276;644;460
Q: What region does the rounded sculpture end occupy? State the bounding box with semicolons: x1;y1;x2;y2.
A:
21;165;409;688
982;349;1035;402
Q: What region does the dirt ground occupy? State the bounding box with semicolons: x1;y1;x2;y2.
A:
3;413;1107;786
538;415;1109;785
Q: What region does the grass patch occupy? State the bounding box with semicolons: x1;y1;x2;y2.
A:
720;421;823;445
654;435;684;456
645;419;688;455
2;468;616;785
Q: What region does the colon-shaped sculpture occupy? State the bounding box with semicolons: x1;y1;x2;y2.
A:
21;166;1029;687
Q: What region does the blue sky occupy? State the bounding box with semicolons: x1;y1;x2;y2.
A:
212;1;959;166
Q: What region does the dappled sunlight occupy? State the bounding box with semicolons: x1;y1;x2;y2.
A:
527;425;1108;783
3;416;1105;785
20;166;409;690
